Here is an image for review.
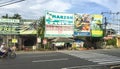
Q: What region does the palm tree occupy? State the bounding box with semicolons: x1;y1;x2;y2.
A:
37;16;45;37
37;16;45;48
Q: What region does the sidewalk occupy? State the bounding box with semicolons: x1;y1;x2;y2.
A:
16;50;57;54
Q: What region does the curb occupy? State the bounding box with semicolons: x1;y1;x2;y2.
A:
16;51;57;54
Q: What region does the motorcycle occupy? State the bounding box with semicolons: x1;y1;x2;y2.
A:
0;47;16;59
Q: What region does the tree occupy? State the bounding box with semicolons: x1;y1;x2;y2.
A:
37;16;45;48
2;14;8;18
1;13;22;19
85;37;103;49
12;13;22;19
37;16;45;37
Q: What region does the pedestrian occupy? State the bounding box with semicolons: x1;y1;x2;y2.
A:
12;46;16;52
32;45;36;51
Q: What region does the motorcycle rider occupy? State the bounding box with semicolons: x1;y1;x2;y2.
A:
0;42;7;57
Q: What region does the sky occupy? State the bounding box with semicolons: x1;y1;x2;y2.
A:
0;0;120;19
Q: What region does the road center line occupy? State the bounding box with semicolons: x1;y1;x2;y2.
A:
32;58;69;63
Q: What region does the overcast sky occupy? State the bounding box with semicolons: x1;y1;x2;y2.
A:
0;0;120;19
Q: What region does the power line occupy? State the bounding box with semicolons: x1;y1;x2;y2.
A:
0;0;16;4
0;0;25;7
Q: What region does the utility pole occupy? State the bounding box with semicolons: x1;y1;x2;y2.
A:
104;17;107;36
101;12;108;36
101;11;120;36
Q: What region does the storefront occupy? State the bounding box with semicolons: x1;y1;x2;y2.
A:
0;18;38;50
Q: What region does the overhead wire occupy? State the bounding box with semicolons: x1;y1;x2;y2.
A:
0;0;16;4
0;0;25;7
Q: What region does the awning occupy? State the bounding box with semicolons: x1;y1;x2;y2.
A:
51;38;74;42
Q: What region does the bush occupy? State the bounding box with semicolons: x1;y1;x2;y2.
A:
106;39;116;46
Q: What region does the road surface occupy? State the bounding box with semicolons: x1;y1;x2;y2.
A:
0;49;120;69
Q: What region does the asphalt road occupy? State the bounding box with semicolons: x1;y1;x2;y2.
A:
0;49;120;69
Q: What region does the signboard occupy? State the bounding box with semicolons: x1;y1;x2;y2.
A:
43;39;47;44
0;18;20;34
74;14;91;36
0;19;37;35
91;14;103;37
19;21;37;34
0;18;20;23
37;37;41;43
45;11;74;37
12;38;18;43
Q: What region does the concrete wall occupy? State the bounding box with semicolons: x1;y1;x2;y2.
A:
116;36;120;47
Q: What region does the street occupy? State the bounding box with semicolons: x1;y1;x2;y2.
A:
0;49;120;69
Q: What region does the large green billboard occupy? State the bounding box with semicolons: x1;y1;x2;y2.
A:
19;20;37;34
0;18;37;35
0;18;20;34
91;14;103;37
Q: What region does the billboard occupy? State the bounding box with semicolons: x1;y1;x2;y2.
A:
0;18;20;34
45;11;74;37
19;21;37;34
91;14;103;37
74;14;91;36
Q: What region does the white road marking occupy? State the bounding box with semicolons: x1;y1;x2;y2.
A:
61;64;104;69
99;61;120;64
59;51;120;65
32;58;69;63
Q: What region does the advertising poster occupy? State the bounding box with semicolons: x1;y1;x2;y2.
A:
0;18;20;34
91;14;103;37
74;14;91;36
45;11;74;37
0;18;37;35
19;21;37;34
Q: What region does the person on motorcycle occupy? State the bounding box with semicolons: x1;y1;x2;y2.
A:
0;43;7;57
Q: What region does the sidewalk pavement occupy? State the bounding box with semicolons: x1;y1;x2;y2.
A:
15;50;57;54
15;48;120;54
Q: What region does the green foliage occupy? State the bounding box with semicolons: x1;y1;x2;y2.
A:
86;37;102;43
36;16;45;49
37;16;45;38
1;13;22;19
85;37;103;49
106;39;116;46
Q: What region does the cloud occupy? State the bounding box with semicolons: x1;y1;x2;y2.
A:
0;0;119;19
0;0;71;19
66;0;110;14
29;0;71;12
88;0;120;12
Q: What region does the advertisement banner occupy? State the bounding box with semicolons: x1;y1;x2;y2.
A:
45;11;74;37
0;18;20;23
74;14;91;36
91;14;103;37
0;18;20;34
19;21;37;34
0;19;37;35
